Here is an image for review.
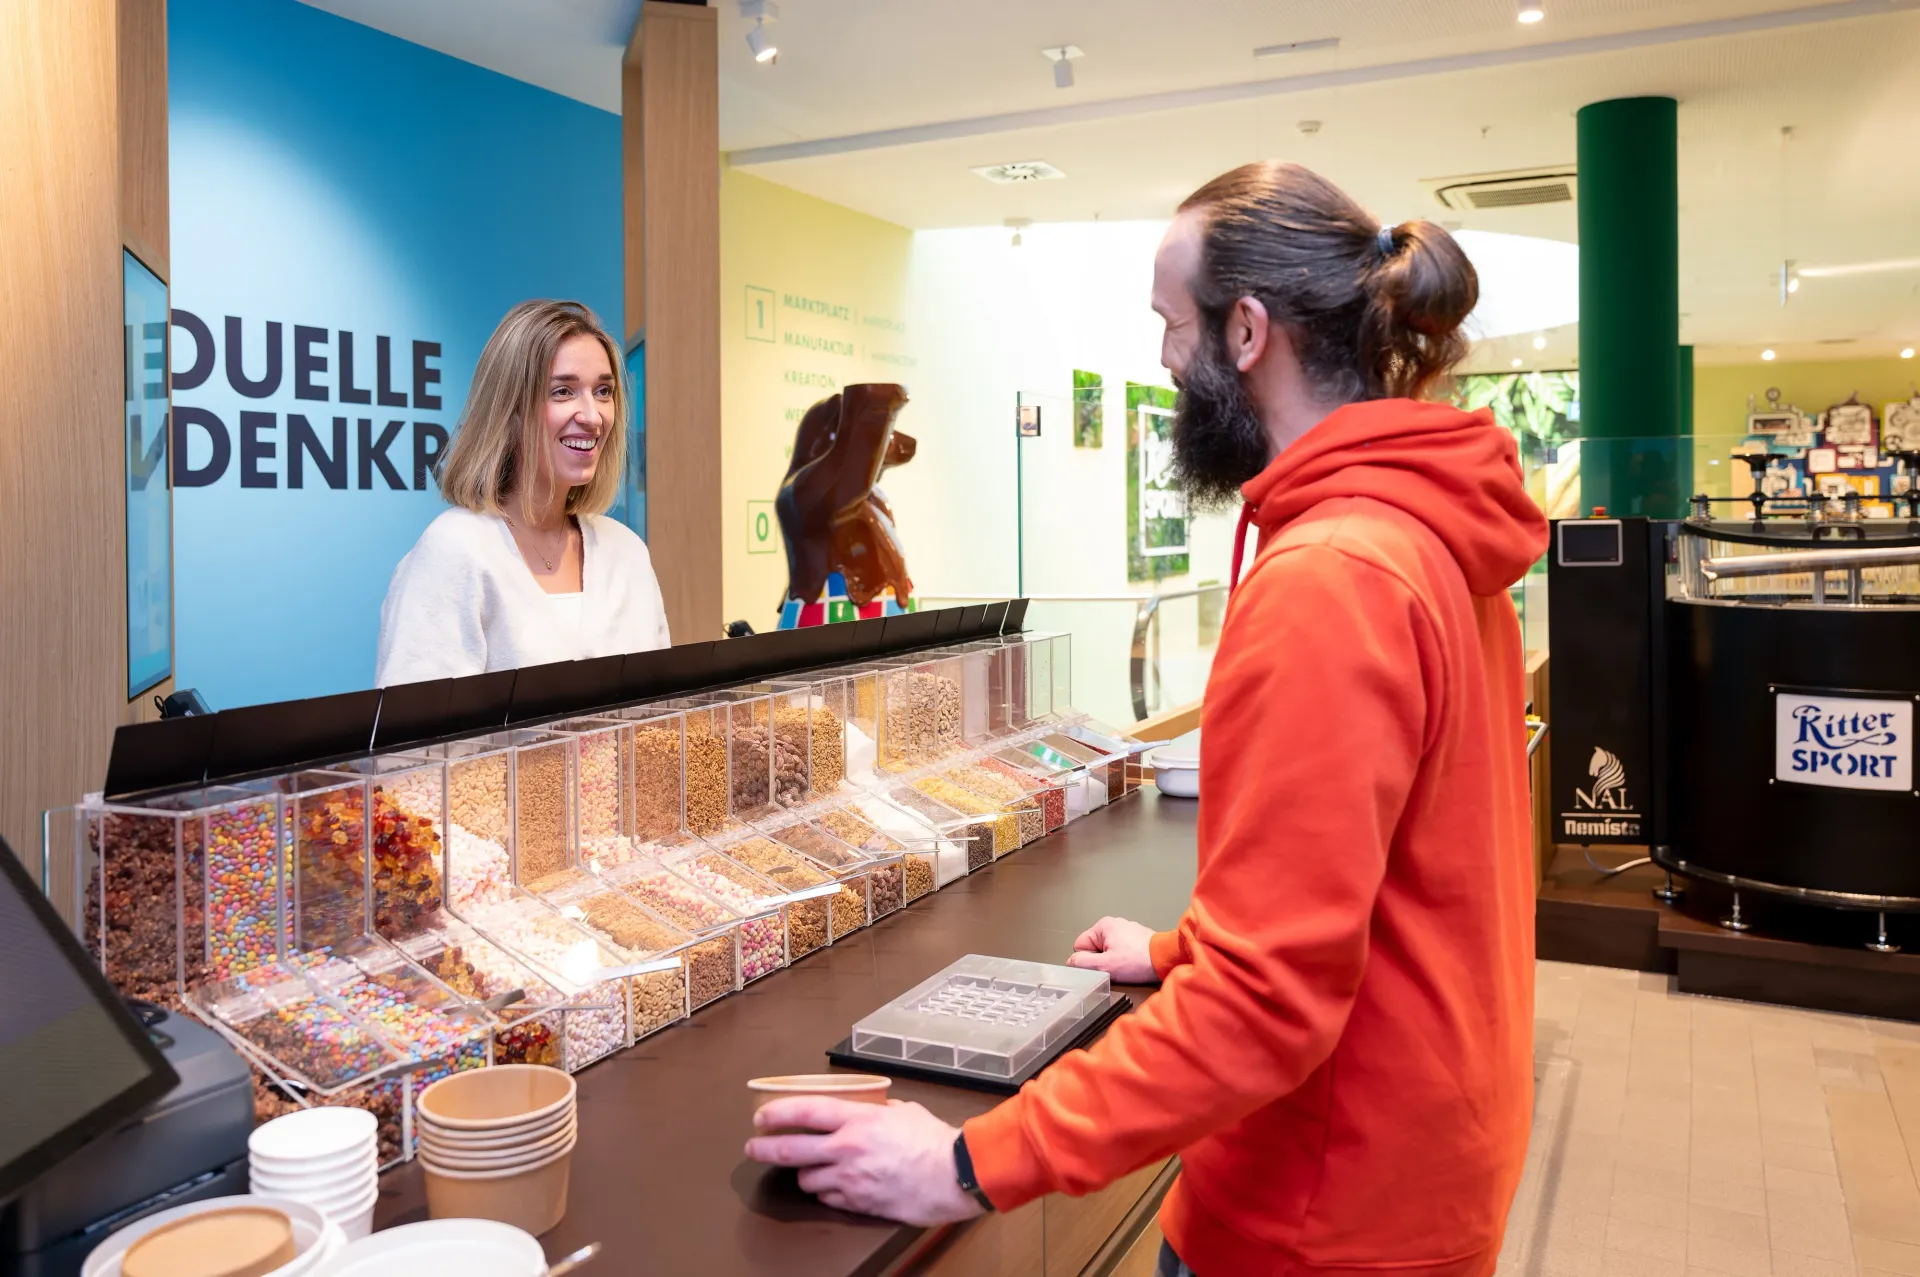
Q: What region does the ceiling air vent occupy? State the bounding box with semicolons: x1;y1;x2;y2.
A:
1423;167;1577;211
972;160;1066;184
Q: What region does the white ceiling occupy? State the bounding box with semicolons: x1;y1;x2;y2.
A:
298;0;1920;364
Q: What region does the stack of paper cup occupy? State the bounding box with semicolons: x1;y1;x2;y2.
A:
248;1108;380;1241
415;1065;577;1237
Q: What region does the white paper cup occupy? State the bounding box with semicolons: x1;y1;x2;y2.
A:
249;1160;376;1198
248;1140;376;1177
249;1107;378;1163
322;1219;545;1277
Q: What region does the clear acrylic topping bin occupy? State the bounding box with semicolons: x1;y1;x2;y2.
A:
850;954;1111;1079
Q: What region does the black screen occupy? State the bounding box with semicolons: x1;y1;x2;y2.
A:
0;839;176;1203
1558;520;1624;566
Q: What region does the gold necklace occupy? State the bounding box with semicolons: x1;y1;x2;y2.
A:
505;515;565;573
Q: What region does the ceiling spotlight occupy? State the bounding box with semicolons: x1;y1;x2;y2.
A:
1904;347;1916;360
1042;46;1083;90
1517;2;1545;23
1532;334;1547;350
1511;357;1524;368
1788;277;1800;293
1762;348;1777;361
741;0;779;63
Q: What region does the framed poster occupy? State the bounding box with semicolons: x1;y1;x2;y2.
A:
1126;382;1187;582
1072;370;1103;448
123;250;172;700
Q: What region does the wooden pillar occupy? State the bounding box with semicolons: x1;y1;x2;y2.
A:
624;1;722;642
0;0;169;865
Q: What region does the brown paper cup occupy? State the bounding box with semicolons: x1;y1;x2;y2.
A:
422;1141;572;1237
747;1074;891;1135
417;1064;574;1131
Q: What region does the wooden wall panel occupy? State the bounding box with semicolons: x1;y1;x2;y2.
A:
118;0;168;279
0;0;127;862
1044;1158;1170;1276
625;2;722;643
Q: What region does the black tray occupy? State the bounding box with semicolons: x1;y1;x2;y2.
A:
824;992;1133;1095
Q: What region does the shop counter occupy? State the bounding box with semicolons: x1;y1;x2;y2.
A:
374;791;1198;1275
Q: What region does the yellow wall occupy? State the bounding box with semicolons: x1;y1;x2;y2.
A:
1692;356;1920;497
718;168;914;629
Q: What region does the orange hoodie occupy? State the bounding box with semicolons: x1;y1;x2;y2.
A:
963;400;1550;1276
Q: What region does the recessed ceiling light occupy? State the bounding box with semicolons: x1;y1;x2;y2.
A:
1761;348;1777;361
1253;36;1340;58
1532;334;1547;350
1518;2;1545;24
1904;347;1916;360
972;160;1066;185
1511;357;1524;368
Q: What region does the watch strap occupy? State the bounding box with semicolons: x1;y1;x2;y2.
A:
952;1131;996;1212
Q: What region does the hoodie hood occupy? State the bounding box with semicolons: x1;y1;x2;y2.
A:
1239;399;1548;597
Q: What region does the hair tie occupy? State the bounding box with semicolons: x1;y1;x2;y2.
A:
1377;223;1396;256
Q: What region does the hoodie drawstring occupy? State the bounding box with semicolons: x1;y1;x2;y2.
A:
1229;500;1255;594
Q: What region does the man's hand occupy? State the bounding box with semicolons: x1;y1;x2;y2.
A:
745;1098;985;1226
1068;916;1160;984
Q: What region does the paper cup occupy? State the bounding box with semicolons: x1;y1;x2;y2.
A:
747;1074;891;1135
417;1065;574;1131
415;1103;572;1149
422;1142;572;1237
419;1125;577;1174
322;1219;545;1277
248;1158;375;1197
249;1108;377;1163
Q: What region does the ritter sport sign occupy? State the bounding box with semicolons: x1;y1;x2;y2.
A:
1774;690;1913;793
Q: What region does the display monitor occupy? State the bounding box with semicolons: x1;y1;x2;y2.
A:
0;837;177;1205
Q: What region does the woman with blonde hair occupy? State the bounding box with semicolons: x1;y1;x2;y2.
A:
374;300;669;685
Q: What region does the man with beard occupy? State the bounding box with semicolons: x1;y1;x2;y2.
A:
747;161;1550;1277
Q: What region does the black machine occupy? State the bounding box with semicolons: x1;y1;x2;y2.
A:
1548;512;1920;948
0;840;253;1277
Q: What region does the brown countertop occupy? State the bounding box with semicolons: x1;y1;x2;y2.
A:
374;790;1197;1275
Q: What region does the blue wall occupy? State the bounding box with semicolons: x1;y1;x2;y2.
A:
170;0;622;709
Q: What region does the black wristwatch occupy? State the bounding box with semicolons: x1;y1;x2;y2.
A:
952;1132;996;1212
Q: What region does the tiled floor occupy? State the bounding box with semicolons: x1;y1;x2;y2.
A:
1497;961;1920;1277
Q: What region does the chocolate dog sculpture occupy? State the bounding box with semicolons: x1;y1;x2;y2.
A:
775;383;916;608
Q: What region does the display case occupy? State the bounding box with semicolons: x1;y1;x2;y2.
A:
752;815;895;938
619;707;687;842
527;866;708;1028
394;918;625;1071
849;954;1111;1080
943;762;1047;846
650;699;732;837
817;803;933;907
548;716;630;844
908;773;1022;859
509;729;576;890
715;835;837;959
591;844;755;1003
884;784;996;874
456;895;644;1066
984;748;1070;833
320;755;449;941
50;786;273;1007
405;737;516;914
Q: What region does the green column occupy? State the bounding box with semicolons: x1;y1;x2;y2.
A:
1577;97;1682;517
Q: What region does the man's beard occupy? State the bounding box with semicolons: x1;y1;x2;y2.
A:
1170;325;1271;510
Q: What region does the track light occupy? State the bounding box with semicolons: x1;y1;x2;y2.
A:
741;0;779;63
1517;2;1545;23
1042;46;1083;90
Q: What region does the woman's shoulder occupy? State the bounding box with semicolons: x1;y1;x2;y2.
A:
413;506;505;553
581;514;654;565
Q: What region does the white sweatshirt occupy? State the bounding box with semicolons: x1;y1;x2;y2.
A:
374;507;671;687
